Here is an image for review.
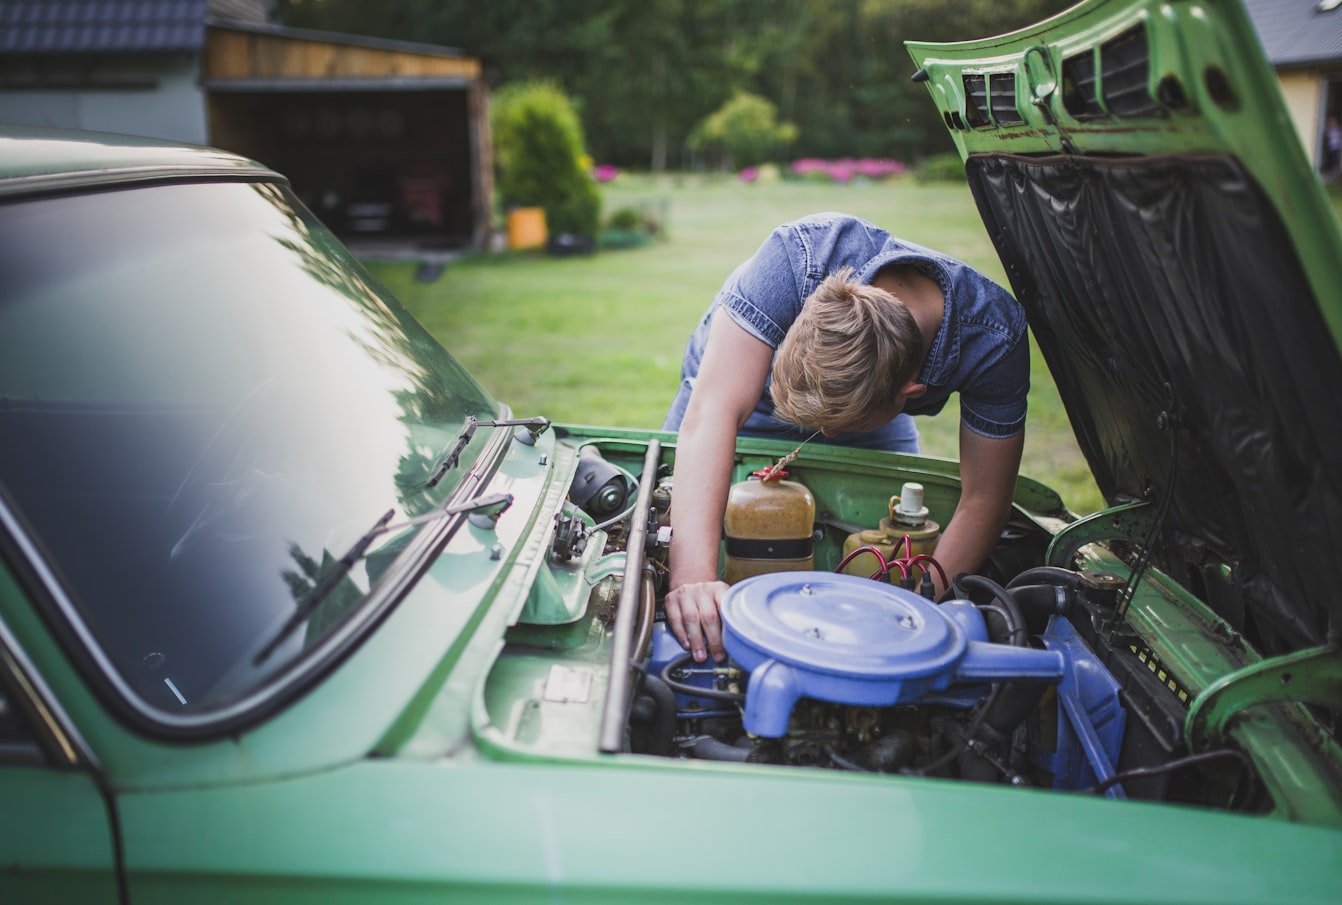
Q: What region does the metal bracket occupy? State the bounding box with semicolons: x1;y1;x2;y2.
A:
1185;646;1342;751
1045;500;1155;569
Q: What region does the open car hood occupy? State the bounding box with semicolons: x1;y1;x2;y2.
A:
908;0;1342;657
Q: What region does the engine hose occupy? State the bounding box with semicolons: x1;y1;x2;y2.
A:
1002;583;1075;635
687;735;754;762
636;673;678;757
1006;566;1082;589
951;573;1028;647
1082;748;1253;796
982;679;1053;738
659;652;746;702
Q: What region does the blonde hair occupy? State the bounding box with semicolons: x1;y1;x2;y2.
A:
770;267;922;432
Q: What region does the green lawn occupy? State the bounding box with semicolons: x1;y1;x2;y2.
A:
372;175;1111;514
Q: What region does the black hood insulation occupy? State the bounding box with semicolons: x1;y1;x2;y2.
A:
966;153;1342;654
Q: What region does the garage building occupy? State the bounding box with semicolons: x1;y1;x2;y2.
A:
0;0;492;250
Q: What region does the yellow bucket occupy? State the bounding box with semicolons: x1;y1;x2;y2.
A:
507;207;547;250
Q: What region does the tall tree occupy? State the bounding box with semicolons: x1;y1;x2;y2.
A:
276;0;1075;169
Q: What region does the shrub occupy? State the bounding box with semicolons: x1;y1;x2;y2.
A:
915;152;967;183
690;92;799;170
606;207;643;231
491;81;602;239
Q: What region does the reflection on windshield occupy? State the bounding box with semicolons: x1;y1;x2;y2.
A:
0;181;498;716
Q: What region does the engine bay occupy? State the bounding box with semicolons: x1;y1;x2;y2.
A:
546;438;1267;813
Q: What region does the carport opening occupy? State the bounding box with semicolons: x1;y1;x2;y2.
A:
210;89;477;248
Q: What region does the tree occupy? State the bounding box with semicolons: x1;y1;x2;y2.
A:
690;92;799;170
276;0;1076;169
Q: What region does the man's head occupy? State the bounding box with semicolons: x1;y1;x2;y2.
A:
770;267;924;435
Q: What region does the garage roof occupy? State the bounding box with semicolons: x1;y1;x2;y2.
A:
0;0;208;55
1243;0;1342;69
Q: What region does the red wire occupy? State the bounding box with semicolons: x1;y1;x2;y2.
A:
872;559;910;581
834;544;890;573
909;553;948;589
833;540;942;588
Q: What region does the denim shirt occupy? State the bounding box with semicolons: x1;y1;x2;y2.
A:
663;213;1029;449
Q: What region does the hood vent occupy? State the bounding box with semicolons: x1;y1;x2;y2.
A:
1101;26;1156;117
990;73;1024;125
963;73;1024;128
964;74;990;127
1062;25;1155;119
1062;50;1103;118
960;71;1019;126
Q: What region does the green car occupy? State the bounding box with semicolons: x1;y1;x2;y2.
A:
2;0;1340;901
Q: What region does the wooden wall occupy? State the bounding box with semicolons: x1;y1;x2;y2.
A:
203;25;491;249
204;29;481;83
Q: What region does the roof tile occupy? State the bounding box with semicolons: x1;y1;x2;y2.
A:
0;0;208;54
1243;0;1342;67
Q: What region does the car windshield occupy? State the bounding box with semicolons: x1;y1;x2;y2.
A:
0;179;498;717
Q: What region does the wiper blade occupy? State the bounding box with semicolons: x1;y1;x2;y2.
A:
253;491;514;665
426;416;551;488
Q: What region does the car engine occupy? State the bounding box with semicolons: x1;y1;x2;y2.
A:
567;443;1261;809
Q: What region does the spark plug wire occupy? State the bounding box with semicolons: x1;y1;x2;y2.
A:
833;539;945;595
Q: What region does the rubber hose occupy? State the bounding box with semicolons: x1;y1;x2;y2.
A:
983;679;1052;738
1003;583;1075;635
638;673;678;757
1006;566;1082;589
690;735;755;762
951;573;1028;647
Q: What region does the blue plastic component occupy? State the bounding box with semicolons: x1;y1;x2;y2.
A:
1033;616;1128;796
721;572;1066;738
648;622;738;716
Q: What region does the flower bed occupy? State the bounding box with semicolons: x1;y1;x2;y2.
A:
788;157;907;182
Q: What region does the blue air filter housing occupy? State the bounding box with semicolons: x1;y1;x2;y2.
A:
720;571;1065;737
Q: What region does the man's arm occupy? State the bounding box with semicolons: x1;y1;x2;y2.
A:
665;310;774;663
931;424;1025;597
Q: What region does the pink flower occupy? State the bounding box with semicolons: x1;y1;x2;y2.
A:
788;157;907;182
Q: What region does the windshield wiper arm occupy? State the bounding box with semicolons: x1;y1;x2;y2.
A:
253;491;514;665
426;416;551;488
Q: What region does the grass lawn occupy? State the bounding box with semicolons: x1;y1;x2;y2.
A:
369;176;1110;515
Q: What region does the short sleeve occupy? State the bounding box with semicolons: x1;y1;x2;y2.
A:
958;330;1030;438
715;228;810;348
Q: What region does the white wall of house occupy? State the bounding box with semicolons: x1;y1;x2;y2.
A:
1277;69;1323;165
0;55;207;144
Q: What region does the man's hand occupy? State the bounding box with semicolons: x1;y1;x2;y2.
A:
664;579;729;663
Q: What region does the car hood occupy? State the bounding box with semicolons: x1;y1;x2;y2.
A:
907;0;1342;656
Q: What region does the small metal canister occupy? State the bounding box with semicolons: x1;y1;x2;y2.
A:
723;470;815;584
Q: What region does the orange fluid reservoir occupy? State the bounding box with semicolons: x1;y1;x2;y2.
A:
723;470;815;584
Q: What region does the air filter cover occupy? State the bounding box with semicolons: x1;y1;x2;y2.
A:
721;571;1062;737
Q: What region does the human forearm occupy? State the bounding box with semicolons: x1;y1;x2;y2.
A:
663;309;776;662
663;415;741;663
932;497;1011;597
933;426;1024;597
667;420;734;587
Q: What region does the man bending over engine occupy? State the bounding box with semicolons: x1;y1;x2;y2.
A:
661;212;1029;663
